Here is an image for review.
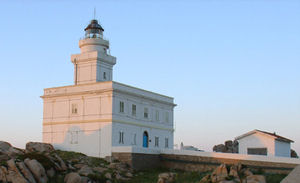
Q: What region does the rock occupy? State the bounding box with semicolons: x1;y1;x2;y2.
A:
105;172;112;179
24;158;48;183
74;163;85;169
229;165;239;178
213;144;226;152
93;166;107;173
0;141;24;157
6;159;29;183
26;142;54;153
80;176;90;183
225;140;233;148
53;153;67;171
0;141;12;152
211;164;228;182
245;175;266;183
64;172;81;183
243;168;253;177
0;166;8;182
108;162;127;170
16;161;36;183
199;174;210;183
232;140;239;153
78;165;93;176
157;172;177;183
115;173;123;180
281;165;300;183
125;172;133;178
68;164;76;170
213;140;239;153
0;151;10;161
291;149;298;158
46;168;55;178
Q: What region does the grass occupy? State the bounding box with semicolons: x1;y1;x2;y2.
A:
265;173;287;183
127;168;210;183
55;150;86;161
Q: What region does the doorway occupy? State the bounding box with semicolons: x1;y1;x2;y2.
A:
143;131;149;148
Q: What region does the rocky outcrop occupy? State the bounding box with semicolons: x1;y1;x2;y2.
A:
16;161;36;183
213;140;239;153
0;141;24;158
64;172;81;183
24;158;48;183
6;159;28;183
0;141;135;183
291;149;298;158
199;164;266;183
25;142;54;153
157;172;177;183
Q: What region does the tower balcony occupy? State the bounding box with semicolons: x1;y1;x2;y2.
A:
79;37;109;53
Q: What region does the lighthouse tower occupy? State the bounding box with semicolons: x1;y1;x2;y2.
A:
71;19;116;85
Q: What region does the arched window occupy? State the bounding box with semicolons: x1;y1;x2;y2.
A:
143;131;149;148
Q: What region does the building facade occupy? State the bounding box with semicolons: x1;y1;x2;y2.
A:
42;20;176;158
235;129;293;157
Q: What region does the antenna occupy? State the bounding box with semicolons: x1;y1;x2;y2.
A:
94;7;96;19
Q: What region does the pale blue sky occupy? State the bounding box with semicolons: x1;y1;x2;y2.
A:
0;1;299;153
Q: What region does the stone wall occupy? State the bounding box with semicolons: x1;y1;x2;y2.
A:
112;153;160;170
112;150;299;174
160;154;297;174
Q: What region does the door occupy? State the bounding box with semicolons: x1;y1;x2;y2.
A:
143;131;148;148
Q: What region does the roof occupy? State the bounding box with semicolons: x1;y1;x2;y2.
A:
84;19;104;32
235;129;294;143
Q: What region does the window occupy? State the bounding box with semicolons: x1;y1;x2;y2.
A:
132;104;136;116
119;101;124;113
133;133;137;145
144;108;148;119
247;148;267;156
103;72;107;80
155;137;159;147
165;138;169;148
119;131;124;144
165;112;169;123
70;131;78;144
155;110;159;121
71;104;78;114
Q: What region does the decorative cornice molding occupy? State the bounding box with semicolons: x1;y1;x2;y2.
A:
43;119;174;131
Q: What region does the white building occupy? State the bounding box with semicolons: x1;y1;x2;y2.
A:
235;129;293;157
42;19;176;158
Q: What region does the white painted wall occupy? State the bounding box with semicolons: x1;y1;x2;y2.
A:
42;81;175;157
238;133;275;156
275;140;291;157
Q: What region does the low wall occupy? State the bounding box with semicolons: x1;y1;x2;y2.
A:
112;146;160;170
111;147;300;174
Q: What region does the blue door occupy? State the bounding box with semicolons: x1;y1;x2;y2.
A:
143;131;148;148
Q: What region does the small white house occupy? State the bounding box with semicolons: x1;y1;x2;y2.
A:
235;129;293;157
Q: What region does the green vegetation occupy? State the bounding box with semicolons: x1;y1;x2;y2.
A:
55;150;86;161
87;173;107;182
0;161;7;167
127;168;209;183
265;173;287;183
48;175;65;183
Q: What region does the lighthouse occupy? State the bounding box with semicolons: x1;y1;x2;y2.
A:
42;19;175;158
